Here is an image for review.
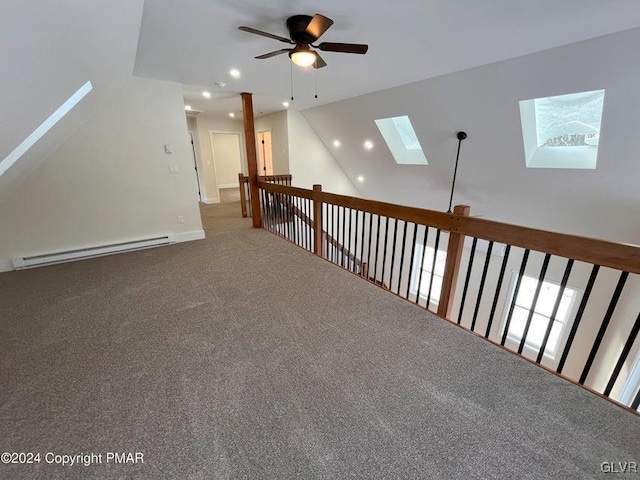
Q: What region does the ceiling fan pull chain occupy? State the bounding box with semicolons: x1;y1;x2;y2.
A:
315;60;318;99
290;60;294;101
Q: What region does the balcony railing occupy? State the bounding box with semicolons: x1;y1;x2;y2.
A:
239;174;640;414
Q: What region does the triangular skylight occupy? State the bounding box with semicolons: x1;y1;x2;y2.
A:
519;89;604;169
375;115;428;165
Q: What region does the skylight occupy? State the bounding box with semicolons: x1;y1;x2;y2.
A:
0;81;93;177
519;89;604;169
375;115;428;165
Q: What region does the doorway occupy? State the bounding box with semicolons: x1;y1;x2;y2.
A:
210;131;243;203
257;131;273;176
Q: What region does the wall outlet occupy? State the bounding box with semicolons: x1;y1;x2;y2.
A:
168;164;180;174
177;215;184;224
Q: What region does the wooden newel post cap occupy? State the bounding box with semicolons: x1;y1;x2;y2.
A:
452;205;470;216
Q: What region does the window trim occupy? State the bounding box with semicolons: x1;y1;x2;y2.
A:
499;270;581;363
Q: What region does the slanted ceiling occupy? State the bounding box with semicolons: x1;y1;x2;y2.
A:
0;0;144;199
301;28;640;244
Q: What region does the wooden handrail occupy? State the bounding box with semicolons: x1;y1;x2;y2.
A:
259;181;640;274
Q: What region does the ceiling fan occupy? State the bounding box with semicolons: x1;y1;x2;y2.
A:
238;14;368;69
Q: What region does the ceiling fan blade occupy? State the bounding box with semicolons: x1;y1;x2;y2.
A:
305;14;334;41
255;49;291;59
313;53;327;69
238;26;293;44
318;42;369;54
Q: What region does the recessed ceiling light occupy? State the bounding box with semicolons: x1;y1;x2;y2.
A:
202;91;211;99
185;105;192;111
229;69;241;79
357;175;365;183
364;140;374;150
333;140;341;148
282;101;290;108
229;112;235;118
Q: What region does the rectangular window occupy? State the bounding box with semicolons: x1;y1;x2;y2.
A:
410;244;446;306
501;273;578;360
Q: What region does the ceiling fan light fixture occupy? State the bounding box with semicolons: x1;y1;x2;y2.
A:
289;48;316;67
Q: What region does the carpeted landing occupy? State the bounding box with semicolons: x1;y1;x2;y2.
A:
0;202;638;479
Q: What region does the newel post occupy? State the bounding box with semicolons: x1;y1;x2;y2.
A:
437;205;471;319
238;173;247;218
313;184;323;257
241;92;262;228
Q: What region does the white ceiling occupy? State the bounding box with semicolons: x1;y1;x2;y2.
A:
134;0;640;116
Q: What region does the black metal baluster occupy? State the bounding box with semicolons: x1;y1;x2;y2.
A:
604;311;640;397
415;226;429;306
389;219;398;291
471;241;494;332
352;210;360;273
405;223;418;299
367;213;374;278
557;265;600;374
284;194;290;241
373;215;381;283
333;205;340;265
360;211;366;274
307;198;312;251
536;259;574;363
426;229;441;309
485;245;511;338
457;237;478;325
259;189;265;228
632;388;640;411
381;217;390;288
341;207;347;267
345;208;351;270
518;253;551;354
579;271;629;385
397;221;408;296
501;249;530;346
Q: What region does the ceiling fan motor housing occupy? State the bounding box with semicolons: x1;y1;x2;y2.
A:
286;15;316;43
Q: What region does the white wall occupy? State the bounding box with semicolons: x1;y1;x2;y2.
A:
0;0;144;201
287;110;360;197
194;115;245;203
0;76;203;270
301;27;640;245
255;111;289;175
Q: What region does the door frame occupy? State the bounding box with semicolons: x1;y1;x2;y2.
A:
188;131;203;202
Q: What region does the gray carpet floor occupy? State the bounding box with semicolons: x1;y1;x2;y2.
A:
0;202;638;479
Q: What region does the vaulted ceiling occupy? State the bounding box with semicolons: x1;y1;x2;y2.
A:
134;0;640;115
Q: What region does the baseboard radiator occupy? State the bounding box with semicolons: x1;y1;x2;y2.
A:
12;236;175;269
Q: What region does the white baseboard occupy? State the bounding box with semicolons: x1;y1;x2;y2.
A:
218;183;238;189
203;197;220;204
0;259;14;273
173;229;205;243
